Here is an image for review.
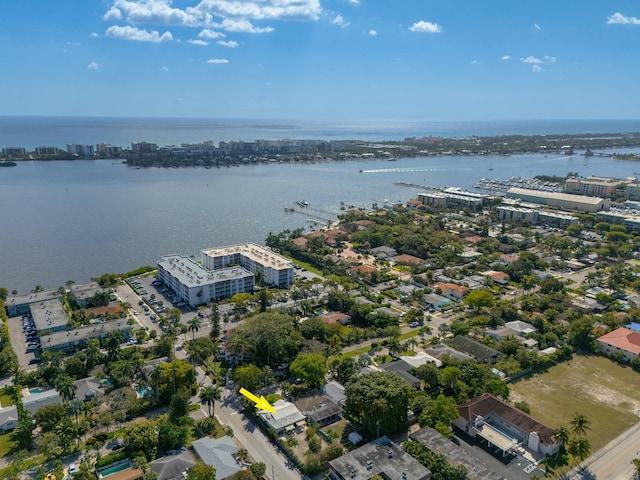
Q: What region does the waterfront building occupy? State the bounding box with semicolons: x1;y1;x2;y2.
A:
31;298;69;334
418;190;484;210
157;254;254;306
131;142;157;153
35;146;59;155
5;289;63;318
96;143;123;155
496;206;537;223
2;146;26;157
70;281;105;309
201;243;294;287
66;144;95;156
506;188;609;213
564;175;630;199
40;319;132;353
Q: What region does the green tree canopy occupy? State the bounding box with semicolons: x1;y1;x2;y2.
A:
464;288;495;311
345;371;413;436
227;312;303;366
290;353;327;389
187;461;216;480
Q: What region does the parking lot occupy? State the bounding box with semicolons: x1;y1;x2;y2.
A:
7;313;40;371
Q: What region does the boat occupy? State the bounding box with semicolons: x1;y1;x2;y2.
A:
0;161;17;167
297;200;309;207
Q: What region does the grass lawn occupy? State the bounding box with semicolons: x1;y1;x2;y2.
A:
0;432;15;457
509;354;640;452
0;392;13;409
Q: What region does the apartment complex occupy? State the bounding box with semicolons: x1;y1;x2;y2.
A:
157;254;255;307
201;243;294;287
564;175;633;199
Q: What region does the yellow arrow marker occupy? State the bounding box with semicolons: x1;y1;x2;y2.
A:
239;387;278;414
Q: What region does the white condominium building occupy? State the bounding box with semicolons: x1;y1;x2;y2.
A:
157;254;254;306
201;243;294;287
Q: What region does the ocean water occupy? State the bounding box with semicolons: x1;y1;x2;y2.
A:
1;116;640;150
1;117;640;293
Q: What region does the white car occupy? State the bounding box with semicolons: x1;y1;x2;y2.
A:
133;310;139;315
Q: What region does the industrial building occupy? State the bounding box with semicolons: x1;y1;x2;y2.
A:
506;187;609;213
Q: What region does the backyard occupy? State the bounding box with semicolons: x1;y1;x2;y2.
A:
509;354;640;452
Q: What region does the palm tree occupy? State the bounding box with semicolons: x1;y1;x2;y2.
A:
568;437;591;470
55;373;77;404
199;385;222;417
570;413;590;437
188;317;201;341
106;330;124;361
554;426;570;460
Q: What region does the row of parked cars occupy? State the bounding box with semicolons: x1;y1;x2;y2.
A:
22;315;41;353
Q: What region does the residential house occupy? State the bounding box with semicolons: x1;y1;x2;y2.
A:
597;327;640;362
319;311;351;325
394;254;424;266
425;343;473;362
454;393;558;457
484;326;519;341
322;381;346;406
150;448;196;480
369;245;398;259
0;405;18;433
294;395;342;427
447;336;501;364
423;293;452;311
73;376;105;402
481;270;510;285
434;282;469;301
504;321;537;336
191;436;243;480
22;389;62;415
257;399;305;436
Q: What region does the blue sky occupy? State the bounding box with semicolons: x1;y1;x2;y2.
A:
2;0;639;120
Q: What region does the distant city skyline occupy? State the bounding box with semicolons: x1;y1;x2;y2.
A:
2;0;640;120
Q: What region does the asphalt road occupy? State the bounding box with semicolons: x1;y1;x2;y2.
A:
570;422;640;480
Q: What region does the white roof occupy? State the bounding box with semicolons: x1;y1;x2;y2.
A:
258;399;305;430
399;351;442;369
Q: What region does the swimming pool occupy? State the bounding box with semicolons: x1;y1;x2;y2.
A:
29;388;44;394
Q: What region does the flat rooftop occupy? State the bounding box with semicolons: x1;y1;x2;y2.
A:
5;290;62;314
159;254;253;287
41;319;131;349
507;187;604;205
31;299;69;332
70;281;104;301
201;242;293;270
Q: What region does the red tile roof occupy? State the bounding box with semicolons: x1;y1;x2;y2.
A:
598;327;640;355
395;254;424;265
457;393;555;445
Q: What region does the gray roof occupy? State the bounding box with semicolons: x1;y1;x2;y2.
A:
425;343;473;362
31;298;69;332
73;376;104;401
447;336;501;364
70;282;104;302
0;405;18;427
5;290;63;316
294;395;342;424
258;399;305;431
158;254;253;288
22;389;62;415
424;293;451;307
329;436;431;480
150;448;196;480
322;381;346;406
40;320;132;350
191;436;242;479
410;426;499;480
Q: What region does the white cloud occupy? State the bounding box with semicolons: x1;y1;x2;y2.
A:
161;66;169;72
368;29;377;36
534;23;541;30
522;56;543;64
332;14;349;28
199;28;225;39
106;25;173;42
501;55;510;60
348;0;360;4
607;12;640;25
217;40;239;47
104;0;211;26
216;18;274;33
207;58;229;64
409;20;442;33
194;0;322;21
67;41;81;46
470;60;478;65
87;62;100;70
90;32;99;38
188;39;208;45
531;64;542;73
544;55;557;63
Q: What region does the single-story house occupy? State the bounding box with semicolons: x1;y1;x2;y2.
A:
319;311;351;325
22;389;62;415
434;282;469;300
454;393;558;457
294;395;342;427
0;405;18;433
73;376;105;402
504;320;537;336
423;293;452;311
369;245;398;259
571;296;606;313
393;254;424;266
424;343;473;362
377;362;421;389
257;399;305;436
322;381;346;406
191;436;243;480
481;270;510;285
447;336;501;364
150;448;196;480
484;326;519;341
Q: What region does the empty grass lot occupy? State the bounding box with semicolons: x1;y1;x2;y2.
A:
509;354;640;451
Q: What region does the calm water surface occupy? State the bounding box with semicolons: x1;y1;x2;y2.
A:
1;152;638;293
